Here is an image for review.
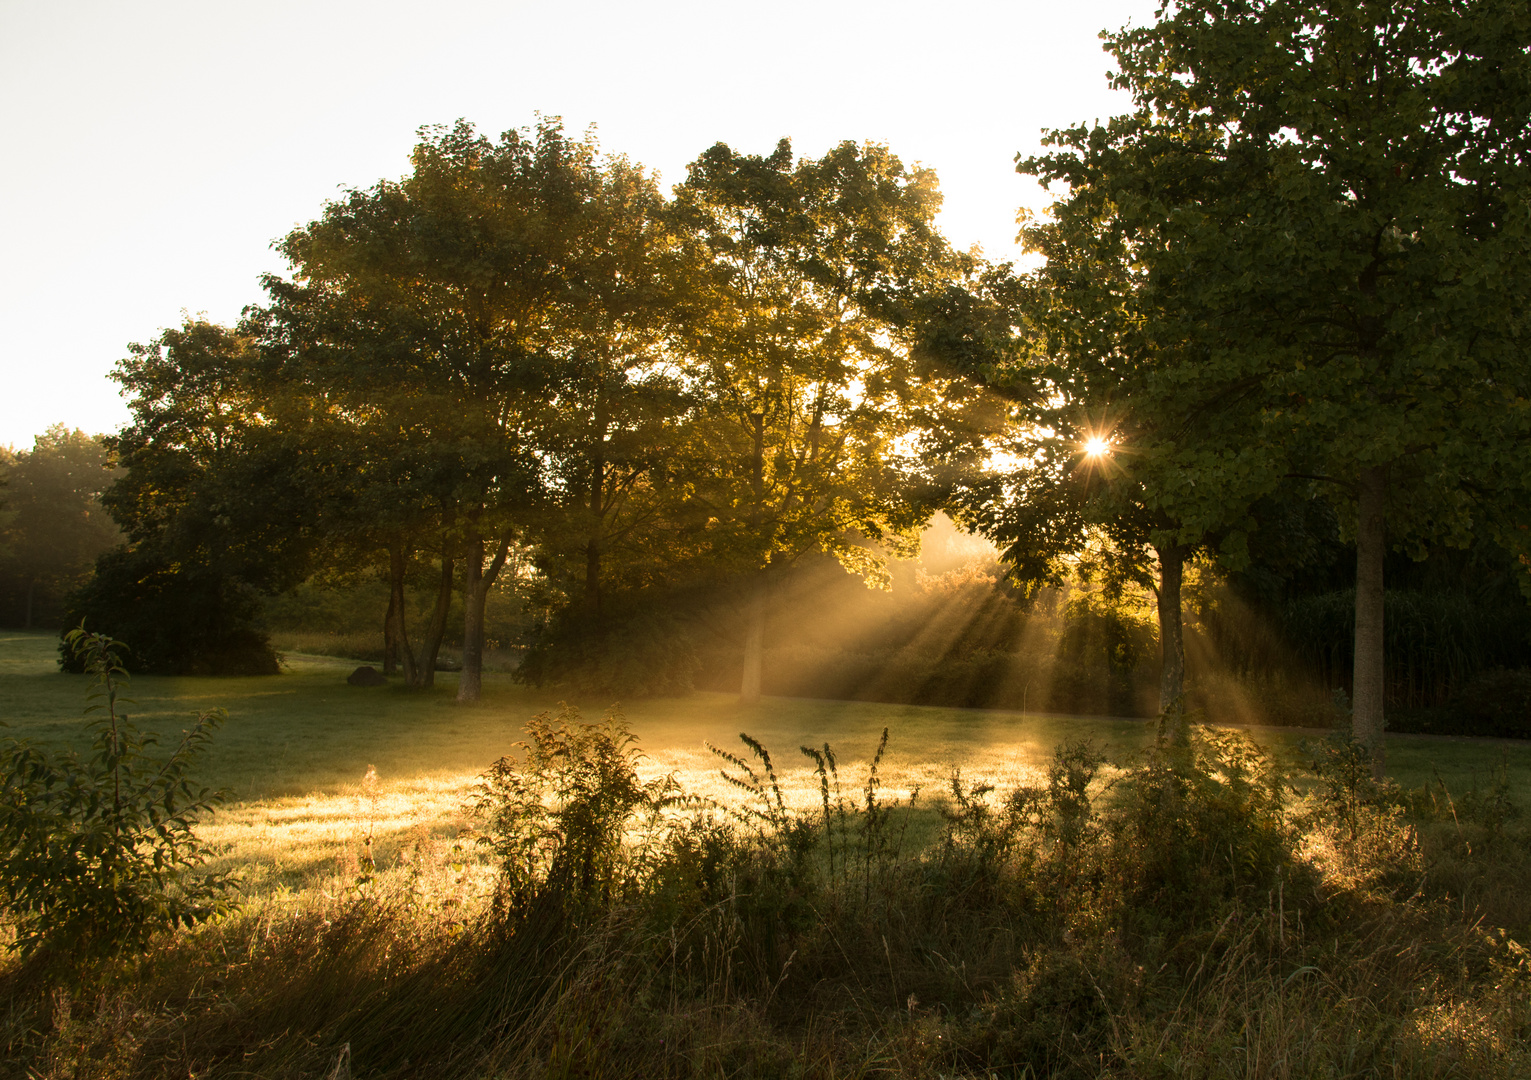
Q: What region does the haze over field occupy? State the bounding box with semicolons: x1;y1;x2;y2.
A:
0;0;1156;448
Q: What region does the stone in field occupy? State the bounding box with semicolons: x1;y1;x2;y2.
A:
346;665;387;687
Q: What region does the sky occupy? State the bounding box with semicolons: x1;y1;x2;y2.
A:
0;0;1157;449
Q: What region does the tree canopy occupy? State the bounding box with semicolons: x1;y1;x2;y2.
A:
58;3;1531;734
961;0;1531;761
0;427;120;629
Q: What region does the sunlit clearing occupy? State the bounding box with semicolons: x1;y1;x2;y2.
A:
1083;435;1111;457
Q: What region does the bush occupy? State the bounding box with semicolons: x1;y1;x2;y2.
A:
1111;730;1293;928
1451;668;1531;738
59;546;279;675
0;628;236;962
472;704;679;919
1387;668;1531;738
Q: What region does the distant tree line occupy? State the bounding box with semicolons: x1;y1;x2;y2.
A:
0;427;120;629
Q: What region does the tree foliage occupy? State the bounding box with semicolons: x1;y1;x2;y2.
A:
0;426;120;628
963;0;1531;755
259;120;697;698
63;319;301;674
670;138;1000;698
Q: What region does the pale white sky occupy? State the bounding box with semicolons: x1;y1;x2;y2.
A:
0;0;1156;448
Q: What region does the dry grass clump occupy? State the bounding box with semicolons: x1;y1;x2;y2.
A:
3;715;1529;1079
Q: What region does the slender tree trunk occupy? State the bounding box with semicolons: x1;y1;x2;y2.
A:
457;533;511;704
414;532;455;690
1155;543;1187;746
740;411;768;705
585;540;601;613
586;401;606;613
1353;464;1387;780
383;583;397;676
386;543;417;684
740;571;767;705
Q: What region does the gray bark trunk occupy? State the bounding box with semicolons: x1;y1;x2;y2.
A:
1155;543;1187;746
386;544;416;685
457;534;510;704
413;532;455;690
1353;464;1387;779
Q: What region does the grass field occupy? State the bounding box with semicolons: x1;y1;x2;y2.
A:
4;628;1529;902
7;629;1531;1078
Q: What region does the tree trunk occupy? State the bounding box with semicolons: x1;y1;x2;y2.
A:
413;532;455;690
457;533;511;704
586;402;605;613
382;583;397;676
739;572;767;705
1353;464;1387;779
584;538;601;614
740;411;768;705
386;543;417;685
1154;543;1187;746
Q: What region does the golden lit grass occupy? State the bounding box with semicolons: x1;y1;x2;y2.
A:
195;742;1081;906
7;628;1527;795
6;627;1531;913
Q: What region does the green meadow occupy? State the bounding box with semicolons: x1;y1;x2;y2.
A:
7;628;1531;1077
4;629;1525;802
6;627;1529;904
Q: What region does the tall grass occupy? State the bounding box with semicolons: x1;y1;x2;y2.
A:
4;715;1529;1078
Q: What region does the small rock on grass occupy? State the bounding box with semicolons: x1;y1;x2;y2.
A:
346;666;387;687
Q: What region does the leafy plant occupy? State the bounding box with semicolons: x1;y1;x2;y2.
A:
1112;728;1292;926
472;704;678;917
0;626;236;961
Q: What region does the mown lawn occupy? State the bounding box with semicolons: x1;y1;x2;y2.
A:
5;628;1529;900
4;629;1526;797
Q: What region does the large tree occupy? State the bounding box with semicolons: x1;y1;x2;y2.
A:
1115;0;1531;773
959;108;1285;742
1005;0;1531;769
670;139;985;703
267;119;631;701
66;319;315;673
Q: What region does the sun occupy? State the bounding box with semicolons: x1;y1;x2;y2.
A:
1083;435;1111;458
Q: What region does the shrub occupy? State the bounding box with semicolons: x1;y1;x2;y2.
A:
1109;729;1293;929
0;627;236;962
1282;589;1531;708
472;704;679;918
1454;668;1531;738
59;546;279;675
